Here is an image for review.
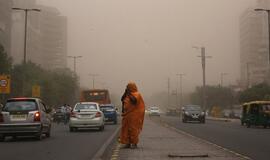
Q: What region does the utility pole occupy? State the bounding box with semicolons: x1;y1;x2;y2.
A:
246;63;251;88
220;73;228;87
67;56;82;74
12;8;41;96
89;74;99;89
176;73;185;107
193;46;212;110
167;78;170;109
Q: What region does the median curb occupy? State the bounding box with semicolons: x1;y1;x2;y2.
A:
92;125;121;160
206;116;238;122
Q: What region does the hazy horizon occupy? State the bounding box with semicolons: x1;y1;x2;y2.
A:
37;0;256;103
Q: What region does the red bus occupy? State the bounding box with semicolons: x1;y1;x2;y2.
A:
80;89;111;104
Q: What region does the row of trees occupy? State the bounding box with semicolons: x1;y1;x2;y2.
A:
0;44;79;107
190;83;270;110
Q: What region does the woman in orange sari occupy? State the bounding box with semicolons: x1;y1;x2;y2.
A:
120;82;145;149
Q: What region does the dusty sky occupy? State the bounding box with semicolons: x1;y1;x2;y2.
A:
38;0;256;99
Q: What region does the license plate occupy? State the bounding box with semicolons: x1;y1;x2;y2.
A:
81;114;93;118
11;114;27;121
105;118;109;120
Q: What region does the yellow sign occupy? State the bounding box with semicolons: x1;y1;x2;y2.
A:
0;75;11;94
32;85;41;97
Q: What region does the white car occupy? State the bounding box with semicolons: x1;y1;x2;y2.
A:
149;107;161;116
69;102;105;132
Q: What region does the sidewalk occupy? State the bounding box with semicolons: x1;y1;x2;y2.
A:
110;117;250;160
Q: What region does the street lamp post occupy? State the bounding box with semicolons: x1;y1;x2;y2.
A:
89;74;99;89
67;56;82;74
255;8;270;69
193;46;212;110
176;73;185;108
12;8;41;64
12;7;41;96
220;73;228;87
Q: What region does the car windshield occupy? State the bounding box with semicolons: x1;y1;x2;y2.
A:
4;100;37;111
74;104;97;111
185;105;201;111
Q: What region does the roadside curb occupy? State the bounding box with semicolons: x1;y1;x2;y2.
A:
206;117;235;122
92;125;121;160
153;118;252;160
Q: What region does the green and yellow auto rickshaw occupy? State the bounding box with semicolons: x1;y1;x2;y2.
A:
241;101;270;128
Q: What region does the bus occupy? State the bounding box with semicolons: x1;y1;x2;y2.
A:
80;89;111;105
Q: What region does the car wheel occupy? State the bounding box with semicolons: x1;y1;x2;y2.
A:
99;125;104;131
45;125;51;137
35;133;43;141
113;120;117;124
246;122;251;128
182;119;186;123
69;127;74;132
0;135;5;142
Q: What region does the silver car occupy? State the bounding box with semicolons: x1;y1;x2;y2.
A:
149;107;161;116
69;102;105;132
0;98;52;141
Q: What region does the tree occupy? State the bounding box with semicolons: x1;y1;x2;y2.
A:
239;83;270;103
0;44;12;74
11;62;79;107
190;85;235;110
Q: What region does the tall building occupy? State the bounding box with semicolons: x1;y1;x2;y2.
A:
0;0;12;56
11;0;67;70
240;0;270;88
37;6;67;70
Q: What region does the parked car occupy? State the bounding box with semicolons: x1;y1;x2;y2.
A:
69;102;105;132
0;97;52;141
100;104;117;124
182;105;205;123
149;107;160;116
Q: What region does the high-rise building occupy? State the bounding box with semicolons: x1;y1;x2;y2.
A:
37;5;67;70
11;0;67;70
0;0;12;56
240;0;270;88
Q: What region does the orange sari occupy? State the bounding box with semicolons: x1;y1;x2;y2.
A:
120;82;145;145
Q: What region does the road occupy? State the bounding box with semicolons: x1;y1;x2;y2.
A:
0;122;119;160
151;115;270;160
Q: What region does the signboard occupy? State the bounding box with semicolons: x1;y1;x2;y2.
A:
32;85;40;97
0;75;11;94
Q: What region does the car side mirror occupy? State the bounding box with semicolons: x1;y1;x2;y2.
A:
46;107;52;113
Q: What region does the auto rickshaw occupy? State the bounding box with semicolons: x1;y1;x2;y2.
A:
241;101;270;128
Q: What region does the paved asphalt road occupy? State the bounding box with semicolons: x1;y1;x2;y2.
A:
151;115;270;160
0;122;119;160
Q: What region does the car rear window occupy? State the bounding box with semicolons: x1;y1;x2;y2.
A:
4;100;37;112
185;105;201;111
75;104;97;110
100;105;114;110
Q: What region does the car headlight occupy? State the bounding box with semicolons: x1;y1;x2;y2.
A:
201;112;205;115
184;111;189;115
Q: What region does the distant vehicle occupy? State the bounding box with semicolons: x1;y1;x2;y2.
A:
149;107;160;116
53;106;71;124
0;97;52;141
182;105;205;123
80;89;111;105
69;102;105;132
100;104;117;124
241;101;270;128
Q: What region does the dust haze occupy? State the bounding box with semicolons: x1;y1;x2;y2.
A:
37;0;256;105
